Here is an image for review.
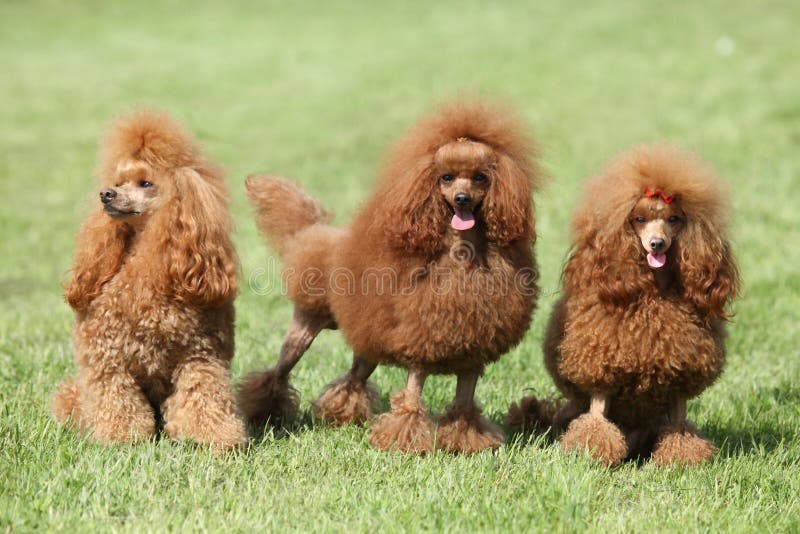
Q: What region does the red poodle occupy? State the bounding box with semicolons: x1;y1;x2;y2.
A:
509;145;739;466
239;100;541;454
51;111;245;452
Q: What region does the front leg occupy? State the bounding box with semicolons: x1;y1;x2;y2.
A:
651;397;716;466
437;371;504;454
312;355;379;425
369;368;435;453
80;369;157;444
162;356;246;453
560;393;627;466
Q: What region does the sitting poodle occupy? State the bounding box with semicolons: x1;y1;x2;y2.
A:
509;145;739;466
51;110;245;452
239;100;541;454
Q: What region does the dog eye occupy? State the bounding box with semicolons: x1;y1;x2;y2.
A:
635;216;646;223
139;181;153;188
473;173;487;183
668;215;680;223
440;174;454;183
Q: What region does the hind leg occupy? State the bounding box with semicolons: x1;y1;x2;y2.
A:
312;356;379;425
561;394;627;466
163;356;246;453
369;368;435;453
437;371;504;454
652;398;716;466
238;308;333;427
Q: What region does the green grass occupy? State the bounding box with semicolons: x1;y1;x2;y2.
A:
2;0;799;532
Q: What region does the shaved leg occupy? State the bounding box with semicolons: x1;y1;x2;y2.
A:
275;309;334;379
369;368;435;453
669;398;687;425
237;308;333;427
405;368;427;401
590;394;608;417
312;355;379;425
437;370;504;454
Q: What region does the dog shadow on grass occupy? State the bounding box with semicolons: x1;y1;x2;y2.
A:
503;383;800;465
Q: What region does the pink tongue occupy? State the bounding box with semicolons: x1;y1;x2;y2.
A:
647;252;667;269
451;210;475;231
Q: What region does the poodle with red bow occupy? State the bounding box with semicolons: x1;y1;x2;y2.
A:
509;145;739;466
239;100;541;454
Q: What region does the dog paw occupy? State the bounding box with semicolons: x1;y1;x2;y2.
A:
163;412;247;454
312;377;379;425
438;404;504;454
236;369;299;427
651;422;716;466
506;395;561;432
560;413;627;467
368;390;435;453
90;412;157;445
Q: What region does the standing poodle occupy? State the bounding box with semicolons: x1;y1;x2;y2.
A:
509;145;739;466
239;100;541;454
51;110;246;452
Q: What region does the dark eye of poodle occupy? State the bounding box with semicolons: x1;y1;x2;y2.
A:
440;174;454;183
473;173;487;183
139;181;153;188
667;215;680;223
635;216;646;223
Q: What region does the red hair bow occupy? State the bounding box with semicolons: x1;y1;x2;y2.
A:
644;187;674;204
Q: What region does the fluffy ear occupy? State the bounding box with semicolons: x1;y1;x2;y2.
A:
483;153;535;245
383;157;449;257
677;220;739;320
563;223;650;305
162;168;238;306
65;209;131;311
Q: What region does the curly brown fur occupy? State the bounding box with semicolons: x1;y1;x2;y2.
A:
240;100;541;453
237;369;299;427
50;379;85;430
437;402;504;454
51;110;245;453
369;390;436;453
651;422;717;466
535;145;739;465
560;413;628;467
312;376;379;425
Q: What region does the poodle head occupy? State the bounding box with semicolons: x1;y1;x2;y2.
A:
565;144;739;319
433;139;493;233
375;100;541;257
97;160;160;224
628;193;686;270
67;110;238;309
95;110;205;227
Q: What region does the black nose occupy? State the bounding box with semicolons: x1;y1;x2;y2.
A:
100;188;116;204
650;238;666;251
454;192;471;207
